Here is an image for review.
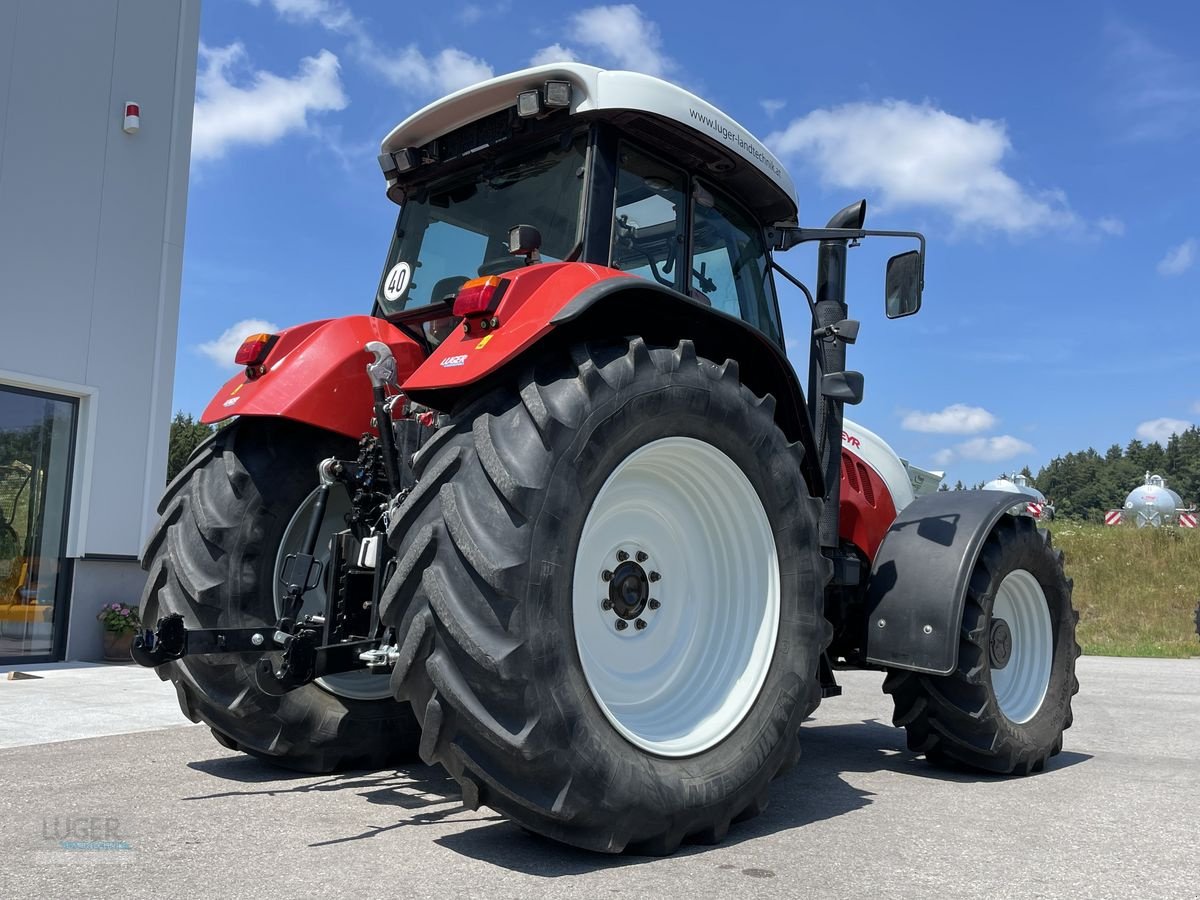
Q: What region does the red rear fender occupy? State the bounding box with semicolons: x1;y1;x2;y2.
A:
402;263;633;393
201;316;425;438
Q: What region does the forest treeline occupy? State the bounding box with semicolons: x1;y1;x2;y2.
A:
944;427;1200;521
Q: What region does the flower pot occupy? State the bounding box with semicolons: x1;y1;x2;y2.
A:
102;629;135;662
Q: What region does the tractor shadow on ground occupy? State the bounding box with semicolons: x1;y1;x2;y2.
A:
800;717;1091;783
434;717;1091;876
181;717;1090;875
184;754;506;844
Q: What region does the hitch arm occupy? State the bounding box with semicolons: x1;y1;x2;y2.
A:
130;613;270;667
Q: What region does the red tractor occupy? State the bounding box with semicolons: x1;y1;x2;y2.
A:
135;64;1079;853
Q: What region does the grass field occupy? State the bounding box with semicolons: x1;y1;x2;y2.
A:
1048;520;1200;657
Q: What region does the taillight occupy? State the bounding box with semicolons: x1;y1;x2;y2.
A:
234;333;278;367
452;276;507;318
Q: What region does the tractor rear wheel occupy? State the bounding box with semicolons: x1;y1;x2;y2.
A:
883;515;1079;774
382;338;829;853
140;418;420;772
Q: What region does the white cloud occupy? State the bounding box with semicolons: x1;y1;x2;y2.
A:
1136;417;1192;445
248;0;357;31
767;100;1080;235
567;5;674;77
761;99;786;118
250;0;493;96
935;435;1034;465
197;319;281;369
192;43;346;162
531;43;579;67
458;4;484;24
1157;238;1196;276
365;46;493;94
1097;216;1126;236
901;404;997;434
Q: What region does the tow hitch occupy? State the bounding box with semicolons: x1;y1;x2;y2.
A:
131;613;385;694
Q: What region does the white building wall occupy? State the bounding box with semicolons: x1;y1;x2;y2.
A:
0;0;199;658
0;0;199;559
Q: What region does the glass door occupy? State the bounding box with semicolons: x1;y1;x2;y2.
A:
0;386;76;662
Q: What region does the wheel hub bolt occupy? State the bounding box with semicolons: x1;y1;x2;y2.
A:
616;550;629;562
615;620;628;631
601;599;613;611
648;598;660;610
636;551;648;563
635;619;647;630
601;570;613;582
649;571;661;582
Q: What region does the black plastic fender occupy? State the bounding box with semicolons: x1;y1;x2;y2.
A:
865;490;1029;674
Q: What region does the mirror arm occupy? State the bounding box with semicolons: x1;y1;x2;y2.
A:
769;226;926;298
770;225;925;257
769;260;816;319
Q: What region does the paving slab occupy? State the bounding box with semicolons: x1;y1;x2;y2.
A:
0;662;192;749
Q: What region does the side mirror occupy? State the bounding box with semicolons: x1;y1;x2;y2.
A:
885;249;923;318
821;371;864;405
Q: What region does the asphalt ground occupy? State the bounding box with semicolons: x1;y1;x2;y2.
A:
1;655;1197;899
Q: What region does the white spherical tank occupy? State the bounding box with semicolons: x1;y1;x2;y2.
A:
982;474;1046;504
1124;474;1179;527
982;474;1047;518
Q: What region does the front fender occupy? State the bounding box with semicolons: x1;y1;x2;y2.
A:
201;315;425;438
865;490;1030;675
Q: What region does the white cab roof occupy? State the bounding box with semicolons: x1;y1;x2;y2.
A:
381;63;797;216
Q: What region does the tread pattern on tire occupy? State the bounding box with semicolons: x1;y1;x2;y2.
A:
382;338;830;853
883;515;1080;774
140;419;420;773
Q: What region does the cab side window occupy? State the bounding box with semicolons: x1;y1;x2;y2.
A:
610;144;686;290
690;182;782;345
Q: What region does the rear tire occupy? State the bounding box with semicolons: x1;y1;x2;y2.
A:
140;418;420;773
382;338;829;853
883;516;1079;774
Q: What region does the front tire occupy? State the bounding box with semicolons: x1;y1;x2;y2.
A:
883;516;1079;774
140;418;421;773
382;338;829;853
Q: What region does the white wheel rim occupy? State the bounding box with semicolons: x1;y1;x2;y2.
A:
275;486;393;701
989;568;1053;724
572;436;780;757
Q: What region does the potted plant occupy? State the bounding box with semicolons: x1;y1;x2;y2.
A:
97;602;141;662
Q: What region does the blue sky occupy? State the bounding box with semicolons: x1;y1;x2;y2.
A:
176;0;1200;488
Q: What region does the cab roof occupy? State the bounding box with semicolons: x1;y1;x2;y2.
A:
381;63;798;224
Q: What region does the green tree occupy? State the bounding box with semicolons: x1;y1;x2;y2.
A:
166;412;214;483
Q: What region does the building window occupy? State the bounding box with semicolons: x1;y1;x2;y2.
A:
0;386;76;661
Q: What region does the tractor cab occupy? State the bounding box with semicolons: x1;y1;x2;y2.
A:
373;63;796;348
